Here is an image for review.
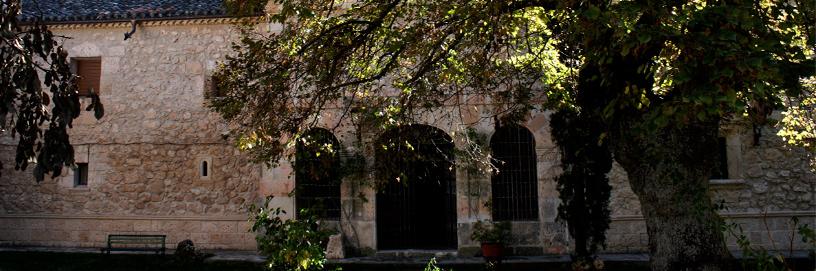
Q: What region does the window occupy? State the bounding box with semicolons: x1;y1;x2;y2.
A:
201;161;209;177
74;163;88;187
73;57;101;96
490;124;539;221
295;128;342;220
204;75;225;99
710;137;729;179
199;157;213;180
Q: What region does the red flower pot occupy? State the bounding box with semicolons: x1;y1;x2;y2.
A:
480;242;504;259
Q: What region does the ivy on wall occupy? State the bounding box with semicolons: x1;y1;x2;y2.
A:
551;109;613;268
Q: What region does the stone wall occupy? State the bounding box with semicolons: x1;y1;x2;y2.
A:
722;125;815;212
0;144;256;216
0;20;812;255
0;216;254;250
255;103;814;256
602;123;816;252
0;22;260;250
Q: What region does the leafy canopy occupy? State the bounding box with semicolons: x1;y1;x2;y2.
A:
0;0;104;181
213;1;814;268
213;0;568;163
213;0;813;164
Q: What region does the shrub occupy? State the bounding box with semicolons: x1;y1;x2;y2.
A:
470;220;510;244
174;239;197;263
249;196;334;271
424;258;451;271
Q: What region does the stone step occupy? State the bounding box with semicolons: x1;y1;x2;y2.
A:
374;249;458;259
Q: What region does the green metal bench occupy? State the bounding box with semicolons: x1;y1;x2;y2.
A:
100;234;166;255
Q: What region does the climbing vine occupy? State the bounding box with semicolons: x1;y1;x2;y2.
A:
550;109;613;269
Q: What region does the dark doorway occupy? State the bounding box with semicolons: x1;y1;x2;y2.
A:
375;125;457;250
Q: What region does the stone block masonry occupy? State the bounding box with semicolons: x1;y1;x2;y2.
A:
0;23;261;250
0;144;259;250
0;215;255;250
0;144;258;217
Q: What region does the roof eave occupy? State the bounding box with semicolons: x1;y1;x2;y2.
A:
19;14;244;26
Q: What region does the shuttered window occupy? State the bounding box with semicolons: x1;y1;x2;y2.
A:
74;58;101;96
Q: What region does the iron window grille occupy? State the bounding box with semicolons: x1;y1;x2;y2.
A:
490;124;539;221
295;128;342;220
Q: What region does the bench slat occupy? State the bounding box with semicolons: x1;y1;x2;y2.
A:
109;238;165;241
109;237;165;239
108;235;165;239
102;234;166;255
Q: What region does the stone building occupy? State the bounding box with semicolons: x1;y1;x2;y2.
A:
0;0;813;256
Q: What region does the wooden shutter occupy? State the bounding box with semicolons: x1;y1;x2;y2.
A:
76;58;101;96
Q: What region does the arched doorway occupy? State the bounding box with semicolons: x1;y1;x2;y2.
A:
375;124;457;250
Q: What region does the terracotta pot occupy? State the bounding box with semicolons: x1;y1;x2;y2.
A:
480;242;503;259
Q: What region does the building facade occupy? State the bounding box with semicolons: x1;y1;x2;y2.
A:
0;0;813;255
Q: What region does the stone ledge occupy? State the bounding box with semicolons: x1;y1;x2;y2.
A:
611;210;816;221
709;179;748;189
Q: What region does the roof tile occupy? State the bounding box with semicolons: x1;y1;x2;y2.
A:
21;0;228;23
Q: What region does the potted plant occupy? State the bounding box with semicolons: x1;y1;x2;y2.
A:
470;220;510;260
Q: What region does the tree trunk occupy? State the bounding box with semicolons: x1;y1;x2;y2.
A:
611;121;735;271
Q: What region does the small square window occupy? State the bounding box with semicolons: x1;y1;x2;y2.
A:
74;163;88;187
72;58;101;96
204;75;226;99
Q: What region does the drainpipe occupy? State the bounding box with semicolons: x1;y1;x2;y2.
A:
123;20;137;40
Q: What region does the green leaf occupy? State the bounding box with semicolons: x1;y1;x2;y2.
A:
700;96;713;105
621;42;632;56
662;106;675;116
720;30;737;41
638;32;651;44
696;111;707;121
584;5;601;20
720;68;733;77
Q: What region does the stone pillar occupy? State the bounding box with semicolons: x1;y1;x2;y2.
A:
259;162;294;220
